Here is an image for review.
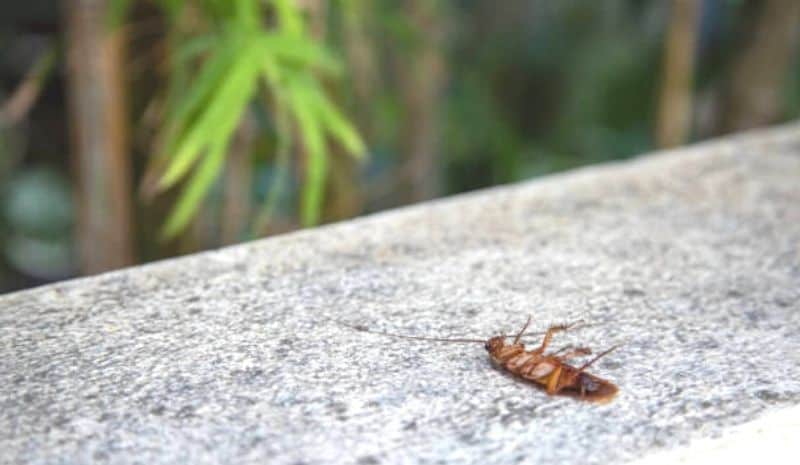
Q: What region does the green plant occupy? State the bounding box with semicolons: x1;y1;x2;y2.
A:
138;0;365;239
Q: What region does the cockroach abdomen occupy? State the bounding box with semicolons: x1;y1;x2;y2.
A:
579;373;599;393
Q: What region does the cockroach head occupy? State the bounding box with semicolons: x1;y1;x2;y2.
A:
484;336;505;353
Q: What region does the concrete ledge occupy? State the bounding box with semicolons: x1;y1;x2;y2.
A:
2;124;800;464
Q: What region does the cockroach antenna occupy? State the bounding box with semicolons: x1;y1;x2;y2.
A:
337;321;485;344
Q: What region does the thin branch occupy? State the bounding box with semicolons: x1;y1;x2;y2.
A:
0;44;58;127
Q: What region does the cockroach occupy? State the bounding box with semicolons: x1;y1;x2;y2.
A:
342;316;619;403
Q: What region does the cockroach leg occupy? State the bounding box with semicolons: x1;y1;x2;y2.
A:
555;347;592;361
576;345;619;373
552;345;580;354
512;315;533;344
532;321;583;355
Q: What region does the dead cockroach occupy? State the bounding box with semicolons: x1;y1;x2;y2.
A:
341;316;619;403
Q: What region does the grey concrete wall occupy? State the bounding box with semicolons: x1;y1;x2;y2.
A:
1;124;799;464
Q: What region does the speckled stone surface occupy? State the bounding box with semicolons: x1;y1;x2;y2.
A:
2;125;800;465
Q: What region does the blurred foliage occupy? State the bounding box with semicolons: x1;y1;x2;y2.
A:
135;0;365;238
444;1;661;189
1;168;74;281
1;0;799;291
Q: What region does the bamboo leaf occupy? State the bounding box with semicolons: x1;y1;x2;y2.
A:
160;36;237;156
159;39;262;237
146;0;367;236
160;122;233;239
174;34;217;64
159;40;259;189
234;0;261;30
260;55;282;88
273;0;304;36
313;90;366;157
289;83;327;226
260;34;342;75
155;34;218;147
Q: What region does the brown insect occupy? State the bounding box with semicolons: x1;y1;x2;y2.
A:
343;316;619;403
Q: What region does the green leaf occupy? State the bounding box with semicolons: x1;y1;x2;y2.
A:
174;34;218;64
260;55;282;88
147;0;367;236
160;120;233;239
260;34;342;75
160;35;237;156
273;0;305;36
289;83;327;227
234;0;261;30
158;39;262;237
159;40;259;189
313;90;366;157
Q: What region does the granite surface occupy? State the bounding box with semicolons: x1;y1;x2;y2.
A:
1;124;799;464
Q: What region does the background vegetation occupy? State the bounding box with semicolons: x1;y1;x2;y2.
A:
1;0;799;292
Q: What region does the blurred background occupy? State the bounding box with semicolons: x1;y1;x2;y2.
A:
1;0;799;293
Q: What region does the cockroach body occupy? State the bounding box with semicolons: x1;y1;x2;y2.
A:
344;316;619;403
483;318;619;403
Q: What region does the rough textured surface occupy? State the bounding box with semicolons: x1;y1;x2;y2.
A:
2;125;800;465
